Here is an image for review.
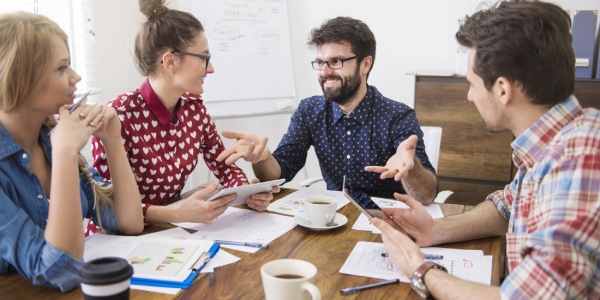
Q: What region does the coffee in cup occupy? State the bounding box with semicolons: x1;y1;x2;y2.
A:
78;257;133;300
261;259;321;300
303;196;337;227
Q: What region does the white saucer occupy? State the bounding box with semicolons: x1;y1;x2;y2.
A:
294;213;348;231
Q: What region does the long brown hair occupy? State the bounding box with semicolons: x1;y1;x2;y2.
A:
0;11;115;228
134;0;204;75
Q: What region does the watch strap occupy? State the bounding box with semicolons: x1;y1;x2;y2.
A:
411;261;448;298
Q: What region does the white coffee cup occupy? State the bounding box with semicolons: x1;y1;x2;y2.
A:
303;196;337;227
261;259;321;300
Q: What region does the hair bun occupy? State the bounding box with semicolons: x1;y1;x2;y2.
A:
150;6;169;19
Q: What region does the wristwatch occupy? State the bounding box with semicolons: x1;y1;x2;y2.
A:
410;261;448;298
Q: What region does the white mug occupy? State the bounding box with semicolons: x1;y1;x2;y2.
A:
261;259;321;300
303;196;337;227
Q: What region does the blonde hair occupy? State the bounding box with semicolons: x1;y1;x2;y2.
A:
0;11;115;228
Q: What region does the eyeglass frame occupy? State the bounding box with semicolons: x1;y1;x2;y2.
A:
171;49;211;69
311;55;358;70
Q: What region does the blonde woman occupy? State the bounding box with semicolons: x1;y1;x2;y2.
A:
0;12;143;291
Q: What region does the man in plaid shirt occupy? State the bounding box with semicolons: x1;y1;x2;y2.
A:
370;1;600;299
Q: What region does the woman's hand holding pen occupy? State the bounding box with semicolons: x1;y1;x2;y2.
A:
217;130;270;165
52;102;106;154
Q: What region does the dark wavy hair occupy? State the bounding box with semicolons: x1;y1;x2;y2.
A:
308;16;376;79
456;0;574;106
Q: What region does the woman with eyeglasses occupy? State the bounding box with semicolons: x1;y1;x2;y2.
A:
91;0;277;227
0;11;143;291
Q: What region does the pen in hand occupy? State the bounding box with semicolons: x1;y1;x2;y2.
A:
381;253;444;260
214;240;269;249
340;278;400;295
69;90;91;115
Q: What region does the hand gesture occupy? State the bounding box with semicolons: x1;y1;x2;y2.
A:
380;193;434;246
171;182;236;223
244;178;280;211
365;135;418;181
216;131;269;165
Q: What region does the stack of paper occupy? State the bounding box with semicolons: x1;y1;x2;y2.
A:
173;207;297;253
339;242;492;285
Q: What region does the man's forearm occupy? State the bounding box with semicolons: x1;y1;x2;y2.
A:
430;200;508;246
252;154;282;181
426;269;501;300
401;157;438;205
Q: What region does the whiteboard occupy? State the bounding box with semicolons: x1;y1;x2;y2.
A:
174;0;296;117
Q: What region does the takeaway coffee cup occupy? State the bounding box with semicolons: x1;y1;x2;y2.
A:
303;196;337;227
261;259;321;300
78;257;133;300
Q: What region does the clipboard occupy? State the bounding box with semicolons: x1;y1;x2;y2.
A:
130;243;220;289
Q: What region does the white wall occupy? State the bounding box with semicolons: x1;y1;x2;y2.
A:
89;0;600;189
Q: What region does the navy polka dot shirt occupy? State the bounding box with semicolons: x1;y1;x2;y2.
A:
273;86;435;208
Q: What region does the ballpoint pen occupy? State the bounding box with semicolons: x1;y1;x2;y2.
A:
339;278;400;295
381;253;444;260
69;90;91;115
210;271;216;285
214;240;269;249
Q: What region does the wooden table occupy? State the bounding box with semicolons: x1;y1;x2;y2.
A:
0;188;504;300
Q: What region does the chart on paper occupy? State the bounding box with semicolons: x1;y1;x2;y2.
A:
340;242;491;284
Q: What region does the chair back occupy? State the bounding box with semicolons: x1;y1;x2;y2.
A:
420;126;442;171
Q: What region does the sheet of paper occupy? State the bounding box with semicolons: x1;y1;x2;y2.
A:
352;197;444;233
481;256;492;285
142;227;192;239
267;187;349;216
200;249;241;273
174;207;297;253
339;242;488;284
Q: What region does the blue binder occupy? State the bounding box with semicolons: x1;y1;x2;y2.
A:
572;10;598;78
130;243;220;289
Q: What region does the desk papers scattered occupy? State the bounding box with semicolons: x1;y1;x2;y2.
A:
339;242;492;284
267;187;350;216
352;197;444;233
173;207;296;253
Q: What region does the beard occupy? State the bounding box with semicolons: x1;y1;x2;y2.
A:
319;65;362;105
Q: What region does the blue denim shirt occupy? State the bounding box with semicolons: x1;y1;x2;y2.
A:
0;124;118;292
273;85;434;208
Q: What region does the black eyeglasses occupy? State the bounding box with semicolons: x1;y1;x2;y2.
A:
311;56;358;70
172;49;211;68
